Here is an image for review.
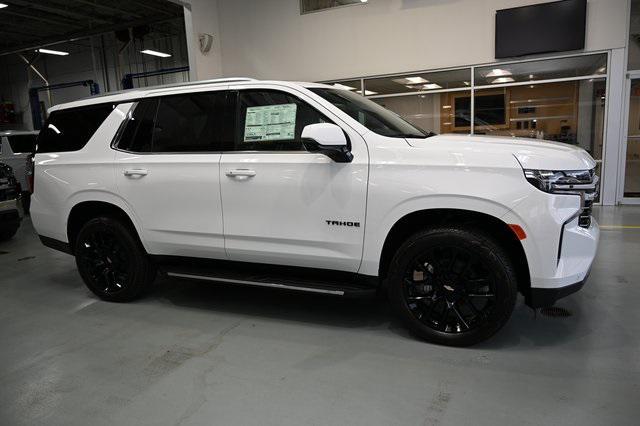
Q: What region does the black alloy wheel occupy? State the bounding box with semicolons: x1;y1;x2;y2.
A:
389;227;517;346
75;217;155;302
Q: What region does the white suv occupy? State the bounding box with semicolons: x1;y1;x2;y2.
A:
0;130;38;203
31;78;599;346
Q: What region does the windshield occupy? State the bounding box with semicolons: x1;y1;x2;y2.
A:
310;88;434;138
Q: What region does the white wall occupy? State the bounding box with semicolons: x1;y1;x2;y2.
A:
188;0;631;81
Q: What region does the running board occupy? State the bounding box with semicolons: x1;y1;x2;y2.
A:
157;257;377;298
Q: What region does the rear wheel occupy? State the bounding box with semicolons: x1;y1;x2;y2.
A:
388;227;517;347
74;217;155;302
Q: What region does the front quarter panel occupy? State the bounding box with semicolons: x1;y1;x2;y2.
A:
359;134;532;276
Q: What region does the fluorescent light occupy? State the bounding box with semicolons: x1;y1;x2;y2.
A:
486;68;512;78
597;66;606;73
356;90;378;95
36;48;69;56
422;83;442;90
333;83;356;91
491;77;515;84
141;49;171;58
463;81;470;86
442;105;451;109
0;3;8;9
393;76;428;85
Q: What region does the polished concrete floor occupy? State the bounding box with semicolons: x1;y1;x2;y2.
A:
1;207;639;426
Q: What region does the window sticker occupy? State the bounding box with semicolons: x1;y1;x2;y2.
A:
243;103;297;142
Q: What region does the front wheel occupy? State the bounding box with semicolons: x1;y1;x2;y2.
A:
388;227;517;347
75;217;155;302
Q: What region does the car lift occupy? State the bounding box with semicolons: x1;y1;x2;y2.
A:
29;80;100;130
121;66;189;90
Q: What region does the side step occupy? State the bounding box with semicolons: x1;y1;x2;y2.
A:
158;259;378;298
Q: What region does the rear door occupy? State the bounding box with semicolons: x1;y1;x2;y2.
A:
219;85;369;272
113;89;232;258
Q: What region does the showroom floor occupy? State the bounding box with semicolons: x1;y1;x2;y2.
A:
1;207;639;426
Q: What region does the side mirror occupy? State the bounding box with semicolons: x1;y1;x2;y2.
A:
301;123;353;163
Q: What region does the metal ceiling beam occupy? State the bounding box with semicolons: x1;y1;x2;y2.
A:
1;9;80;27
5;0;117;25
0;14;183;56
129;0;181;15
68;0;144;18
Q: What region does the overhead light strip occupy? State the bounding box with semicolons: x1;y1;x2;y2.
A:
141;49;171;58
36;48;69;56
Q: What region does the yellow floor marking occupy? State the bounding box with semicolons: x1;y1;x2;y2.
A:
599;225;640;229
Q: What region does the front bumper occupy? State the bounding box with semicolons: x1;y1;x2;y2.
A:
525;270;589;308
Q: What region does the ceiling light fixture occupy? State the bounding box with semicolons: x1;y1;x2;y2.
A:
422;83;442;90
491;77;515;84
0;3;8;8
463;81;470;86
333;83;356;91
393;76;428;85
486;68;512;78
36;48;69;56
141;49;171;58
356;89;378;95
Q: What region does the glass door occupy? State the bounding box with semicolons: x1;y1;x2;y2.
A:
623;77;640;202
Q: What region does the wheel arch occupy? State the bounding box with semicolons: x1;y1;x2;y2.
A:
67;200;145;255
377;208;531;295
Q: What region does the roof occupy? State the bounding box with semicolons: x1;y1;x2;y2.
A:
48;78;337;113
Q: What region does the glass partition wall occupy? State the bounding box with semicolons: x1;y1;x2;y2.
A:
324;52;609;202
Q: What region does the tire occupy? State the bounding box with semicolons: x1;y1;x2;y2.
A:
388;227;517;347
74;217;155;302
0;226;19;241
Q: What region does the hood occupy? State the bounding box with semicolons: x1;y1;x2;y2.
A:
406;134;597;171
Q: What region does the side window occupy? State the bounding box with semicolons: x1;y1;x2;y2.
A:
116;99;158;153
153;91;229;152
234;90;330;151
37;104;114;153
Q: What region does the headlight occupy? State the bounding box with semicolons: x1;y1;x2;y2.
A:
523;169;599;199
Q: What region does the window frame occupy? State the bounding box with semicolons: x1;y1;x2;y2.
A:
300;0;367;15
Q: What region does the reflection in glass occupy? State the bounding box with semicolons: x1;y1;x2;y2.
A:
364;68;471;96
372;91;471;134
474;54;607;86
472;79;606;163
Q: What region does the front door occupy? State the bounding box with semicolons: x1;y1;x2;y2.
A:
220;86;368;272
114;90;231;258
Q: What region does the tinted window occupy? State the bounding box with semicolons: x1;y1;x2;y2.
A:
116;99;158;152
37;104;114;153
8;135;38;153
153;92;229;152
234;90;330;151
310;88;430;138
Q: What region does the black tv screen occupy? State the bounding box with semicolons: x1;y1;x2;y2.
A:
454;94;505;127
495;0;586;59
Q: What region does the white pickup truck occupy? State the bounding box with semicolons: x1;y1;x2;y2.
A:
31;78;599;346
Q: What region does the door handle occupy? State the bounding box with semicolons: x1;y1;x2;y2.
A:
225;169;256;178
123;168;148;177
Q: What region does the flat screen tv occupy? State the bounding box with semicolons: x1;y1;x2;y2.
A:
495;0;586;59
454;94;506;128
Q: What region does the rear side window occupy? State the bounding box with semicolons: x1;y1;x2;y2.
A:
37;104;114;153
116;91;230;153
116;99;158;153
7;135;37;153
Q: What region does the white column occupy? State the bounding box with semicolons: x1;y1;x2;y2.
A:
172;0;224;81
602;48;626;205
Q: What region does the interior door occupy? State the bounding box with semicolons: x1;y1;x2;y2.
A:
114;90;231;258
220;86;368;272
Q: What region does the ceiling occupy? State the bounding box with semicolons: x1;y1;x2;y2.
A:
0;0;184;55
